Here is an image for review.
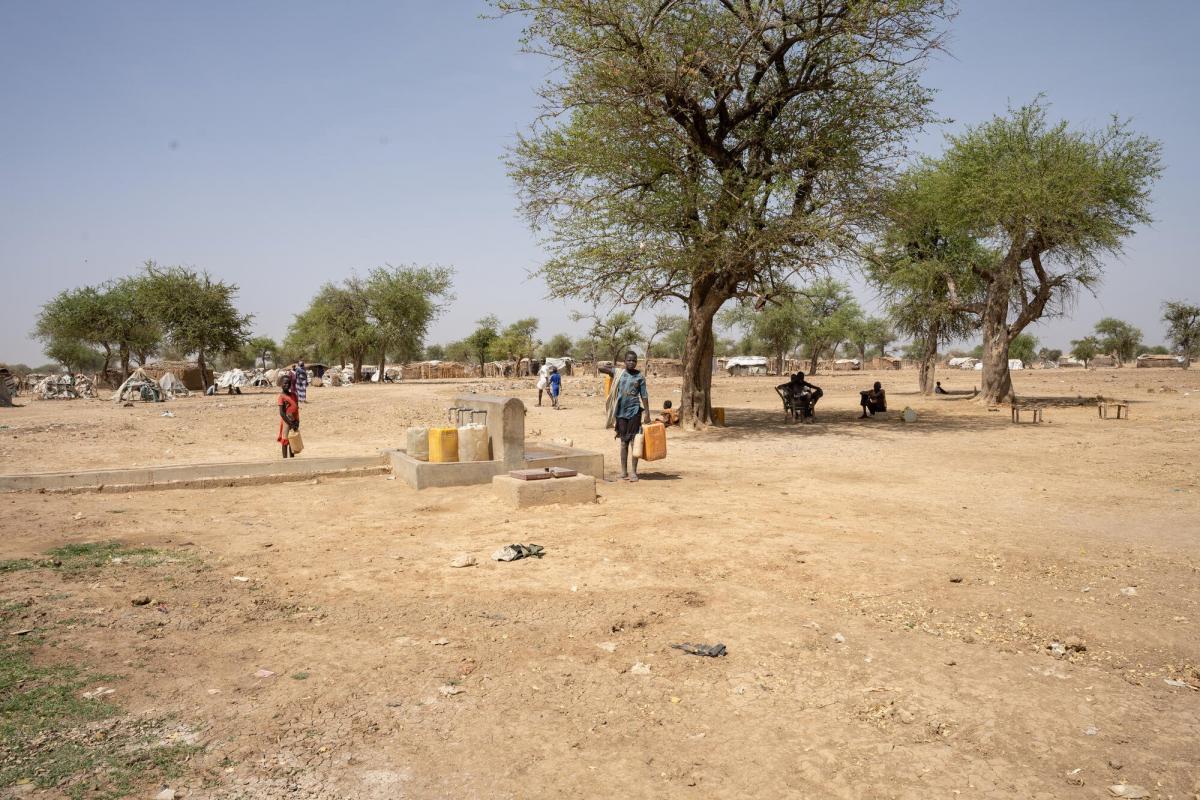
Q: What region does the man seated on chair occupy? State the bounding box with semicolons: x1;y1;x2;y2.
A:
859;381;887;418
783;372;823;421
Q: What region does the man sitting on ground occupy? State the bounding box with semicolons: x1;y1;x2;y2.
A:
935;381;948;394
859;381;887;418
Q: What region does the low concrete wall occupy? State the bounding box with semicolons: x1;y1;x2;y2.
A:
388;443;604;490
0;454;390;493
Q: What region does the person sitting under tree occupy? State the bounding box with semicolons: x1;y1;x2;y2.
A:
859;381;887;418
783;372;822;422
600;351;650;482
658;399;679;426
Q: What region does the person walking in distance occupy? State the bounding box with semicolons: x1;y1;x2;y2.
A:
600;351;650;481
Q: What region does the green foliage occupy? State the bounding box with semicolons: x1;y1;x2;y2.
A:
1093;317;1142;362
911;98;1161;400
424;343;446;361
868;163;989;367
500;0;949;420
1070;335;1101;365
721;298;802;370
464;316;501;371
541;334;573;358
489;317;540;366
1141;344;1170;355
1038;347;1063;363
1009;333;1038;364
793;279;862;372
287;281;375;374
364;264;454;368
142;263;252;384
242;336;279;369
572;311;643;363
1162;300;1200;359
443;340;472;364
43;340;105;374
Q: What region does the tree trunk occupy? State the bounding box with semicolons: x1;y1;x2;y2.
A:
197;349;209;391
378;348;387;384
119;345;131;379
979;274;1014;404
679;286;727;429
100;345;113;387
918;322;939;395
352;353;364;382
807;348;820;375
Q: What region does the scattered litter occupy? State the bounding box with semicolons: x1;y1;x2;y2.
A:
949;575;963;583
630;662;652;675
1065;768;1084;786
1119;587;1138;596
439;684;464;696
901;407;917;423
73;511;84;520
131;595;151;606
9;629;32;636
671;642;727;657
596;642;617;653
156;605;169;614
253;669;275;678
670;696;681;704
1048;642;1067;659
1164;678;1198;690
1108;786;1150;799
449;553;477;568
207;689;221;695
82;686;115;699
155;788;176;800
161;411;175;418
1084;725;1098;736
431;638;450;646
492;543;545;562
232;576;250;582
832;633;846;644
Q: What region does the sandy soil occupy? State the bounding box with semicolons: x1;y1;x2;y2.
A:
1;367;1198;799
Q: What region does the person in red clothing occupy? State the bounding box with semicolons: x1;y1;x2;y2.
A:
277;373;300;457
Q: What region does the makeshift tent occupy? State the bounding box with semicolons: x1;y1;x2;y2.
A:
112;368;164;402
723;356;769;375
33;373;96;400
157;372;189;398
215;369;247;389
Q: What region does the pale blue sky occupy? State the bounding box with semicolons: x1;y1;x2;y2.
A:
2;1;1197;364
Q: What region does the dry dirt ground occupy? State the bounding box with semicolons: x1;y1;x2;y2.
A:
1;368;1198;799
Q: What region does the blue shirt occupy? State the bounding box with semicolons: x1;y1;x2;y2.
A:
549;373;561;393
614;370;647;419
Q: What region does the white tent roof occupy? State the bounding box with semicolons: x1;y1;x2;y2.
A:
725;356;768;368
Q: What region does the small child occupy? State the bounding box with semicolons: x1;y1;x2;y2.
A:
548;367;561;409
658;399;679;426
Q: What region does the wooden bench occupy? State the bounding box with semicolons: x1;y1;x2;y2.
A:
1011;405;1044;424
1098;401;1129;420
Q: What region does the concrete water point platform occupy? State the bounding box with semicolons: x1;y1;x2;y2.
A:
389;394;603;490
492;473;597;508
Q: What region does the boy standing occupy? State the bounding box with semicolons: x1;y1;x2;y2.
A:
600;351;650;481
548;367;562;409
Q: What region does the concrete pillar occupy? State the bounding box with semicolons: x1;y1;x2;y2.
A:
455;394;525;468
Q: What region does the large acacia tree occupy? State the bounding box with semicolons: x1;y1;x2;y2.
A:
922;101;1161;403
501;0;949;426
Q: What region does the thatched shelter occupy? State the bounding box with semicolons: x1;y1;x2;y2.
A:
1089;355;1118;368
867;356;901;370
645;358;684;378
